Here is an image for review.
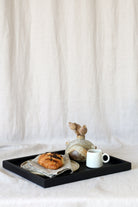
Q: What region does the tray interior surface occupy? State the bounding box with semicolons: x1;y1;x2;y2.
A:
3;150;131;188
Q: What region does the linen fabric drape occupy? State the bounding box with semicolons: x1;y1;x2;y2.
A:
0;0;138;146
0;1;138;207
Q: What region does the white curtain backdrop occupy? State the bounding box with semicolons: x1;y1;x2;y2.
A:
0;0;138;146
1;1;138;207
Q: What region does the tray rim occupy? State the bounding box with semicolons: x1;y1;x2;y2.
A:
2;150;131;188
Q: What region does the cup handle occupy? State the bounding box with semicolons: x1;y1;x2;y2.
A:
102;153;110;163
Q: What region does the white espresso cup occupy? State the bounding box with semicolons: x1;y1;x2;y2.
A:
86;149;110;168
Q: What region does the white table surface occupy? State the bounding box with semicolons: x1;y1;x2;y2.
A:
0;143;137;207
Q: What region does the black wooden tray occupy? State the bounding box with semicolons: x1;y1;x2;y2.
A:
2;150;131;188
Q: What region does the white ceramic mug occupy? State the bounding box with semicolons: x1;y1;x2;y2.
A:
86;149;110;168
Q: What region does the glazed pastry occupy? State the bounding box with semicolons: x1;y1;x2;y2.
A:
38;152;64;170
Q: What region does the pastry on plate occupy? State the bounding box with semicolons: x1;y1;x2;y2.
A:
38;152;64;170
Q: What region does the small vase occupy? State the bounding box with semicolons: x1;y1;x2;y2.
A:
65;135;96;162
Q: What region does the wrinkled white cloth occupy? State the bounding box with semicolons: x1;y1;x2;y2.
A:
20;154;76;178
0;144;138;207
0;0;138;206
0;0;138;147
